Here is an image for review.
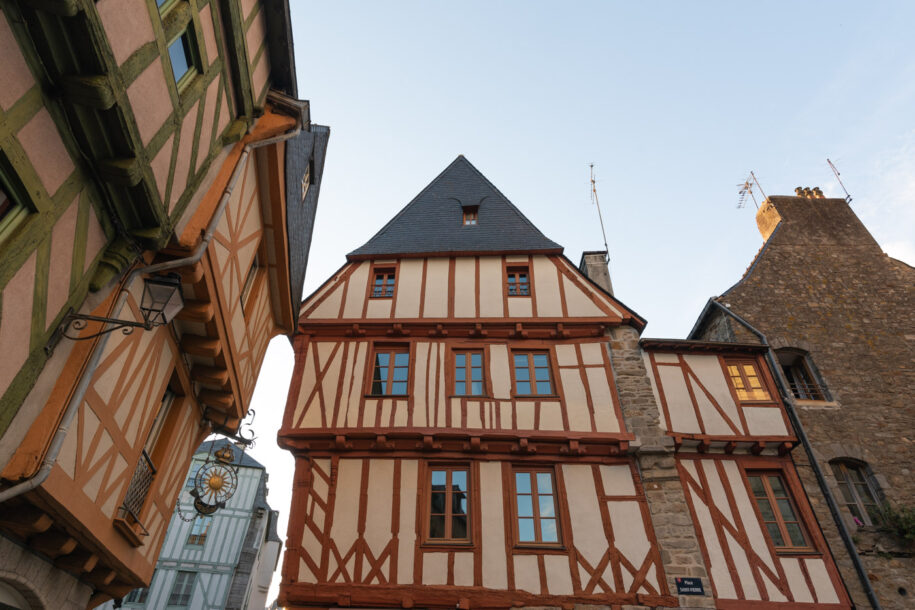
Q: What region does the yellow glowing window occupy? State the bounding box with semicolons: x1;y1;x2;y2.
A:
726;360;771;401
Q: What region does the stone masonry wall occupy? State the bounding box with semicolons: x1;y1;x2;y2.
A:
701;196;915;609
606;326;715;609
0;534;92;609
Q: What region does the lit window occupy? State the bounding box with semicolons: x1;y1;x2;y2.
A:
462;206;478;225
427;466;470;542
371;348;409;395
241;253;260;310
513;469;560;544
748;472;810;551
167;30;197;87
454;351;484;396
726;360;771;401
187;515;213;545
777;350;828;401
513;352;552;396
506;266;530;296
831;461;881;526
371;268;396;298
167;571;195;607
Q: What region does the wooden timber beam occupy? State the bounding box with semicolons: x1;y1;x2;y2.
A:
86;567;116;587
29;530;77;558
181;334;222;358
192;365;230;387
0;507;53;537
176;299;214;323
55;550;99;574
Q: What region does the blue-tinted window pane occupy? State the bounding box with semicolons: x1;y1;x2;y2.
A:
514;354;528;368
539;495;555;517
541;518;558;542
536;381;552;394
534;367;550;381
517;495;533;517
168;34;192;83
394;352;409;367
392;367;408;381
455;367;466;381
470;381;483;395
452;492;467;515
515;367;530;381
431;470;446;486
471;353;482;367
471;367;482;381
391;381;407;394
455;380;465;394
516;381;531;394
375;353;389;367
455;354;465;368
536;472;553;494
532;354;549;368
451;470;467;491
518;518;535;541
515;472;531;494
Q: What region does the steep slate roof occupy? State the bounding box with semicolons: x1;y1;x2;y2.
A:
347;156;563;260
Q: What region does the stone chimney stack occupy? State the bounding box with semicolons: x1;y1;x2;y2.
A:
578;250;614;295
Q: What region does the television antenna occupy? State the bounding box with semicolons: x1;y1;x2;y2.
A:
589;163;610;262
826;158;852;203
737;171;767;209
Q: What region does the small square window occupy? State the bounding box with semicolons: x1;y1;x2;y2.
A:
454;350;484;396
168;30;197;87
747;472;811;552
371;268;396;298
512;351;553;396
512;468;561;545
371;348;409;395
426;466;470;543
187;515;213;545
506;266;530;296
726;359;771;402
462;206;478;226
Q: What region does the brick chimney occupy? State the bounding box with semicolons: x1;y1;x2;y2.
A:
578;250;614;295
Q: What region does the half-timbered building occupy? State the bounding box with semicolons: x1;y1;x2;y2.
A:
0;0;328;607
277;157;850;609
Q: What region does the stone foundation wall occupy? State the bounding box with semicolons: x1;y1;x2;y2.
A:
0;534;92;610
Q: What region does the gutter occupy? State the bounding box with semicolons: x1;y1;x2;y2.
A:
0;114;303;506
707;300;880;610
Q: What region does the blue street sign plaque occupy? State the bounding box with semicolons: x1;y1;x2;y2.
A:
675;577;705;595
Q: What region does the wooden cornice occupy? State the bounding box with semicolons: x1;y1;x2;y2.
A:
299;319;615;340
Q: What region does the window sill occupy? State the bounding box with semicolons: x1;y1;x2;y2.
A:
506;294;531;298
512;394;560;400
113;515;147;547
449;394;491;399
772;548;821;557
512;543;567;554
794;399;839;409
421;541;475;550
365;394;410;399
369;295;394;299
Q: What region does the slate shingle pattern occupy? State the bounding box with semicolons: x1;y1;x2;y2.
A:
348;155;563;259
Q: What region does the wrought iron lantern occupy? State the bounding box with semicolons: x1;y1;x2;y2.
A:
53;273;185;344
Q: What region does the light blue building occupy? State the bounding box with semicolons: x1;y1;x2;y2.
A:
101;440;281;610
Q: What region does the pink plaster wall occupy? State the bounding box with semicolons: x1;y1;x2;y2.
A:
0;250;36;393
169;101;199;212
18;109;74;198
196;78;221;173
199;4;219;69
84;204;108;273
96;0;155;66
45;196;79;330
0;10;35;111
151;134;174;205
245;8;266;66
126;59;172;145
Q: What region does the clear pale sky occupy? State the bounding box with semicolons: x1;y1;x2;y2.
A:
246;2;915;603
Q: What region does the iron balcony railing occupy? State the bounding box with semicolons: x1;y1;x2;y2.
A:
120;450;156;533
788;380;827;401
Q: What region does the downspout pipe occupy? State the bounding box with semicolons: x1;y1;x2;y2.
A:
0;117;303;506
709;300;880;610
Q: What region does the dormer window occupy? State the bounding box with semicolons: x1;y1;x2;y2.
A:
371;267;396;298
462;206;478;226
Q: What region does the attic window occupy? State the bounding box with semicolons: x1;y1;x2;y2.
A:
462;206;478;226
301;164;311;201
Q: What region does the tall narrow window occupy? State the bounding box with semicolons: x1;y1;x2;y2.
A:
513;352;553;396
168;570;196;607
831;461;881;526
240;253;260;310
506;266;530;296
748;472;810;551
777;350;828;401
371;268;396;298
454;351;484;396
301;163;312;201
125;586;150;603
167;29;198;88
427;466;470;542
187;515;213;545
371;348;409;395
726;359;771;401
513;469;560;544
